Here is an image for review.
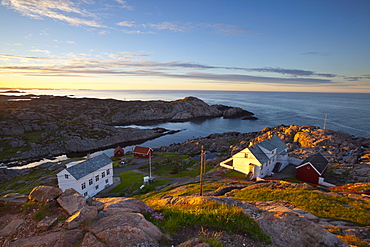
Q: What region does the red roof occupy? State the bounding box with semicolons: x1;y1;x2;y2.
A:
114;146;124;153
133;146;152;155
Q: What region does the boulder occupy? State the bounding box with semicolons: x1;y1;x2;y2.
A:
8;229;84;247
28;185;62;203
254;202;349;247
96;197;148;214
87;213;163;247
37;216;58;229
0;193;28;205
0;218;25;237
177;238;212;247
81;232;107;247
57;188;87;215
64;206;98;229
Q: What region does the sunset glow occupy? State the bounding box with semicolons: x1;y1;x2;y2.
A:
1;0;369;92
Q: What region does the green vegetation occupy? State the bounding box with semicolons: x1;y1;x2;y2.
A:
223;170;246;178
143;152;212;178
233;187;370;225
337;234;370;247
108;170;170;196
138;181;228;201
143;200;271;244
332;182;370;193
0;166;56;195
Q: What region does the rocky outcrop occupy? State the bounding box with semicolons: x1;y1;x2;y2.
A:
28;185;62;203
0;95;255;164
158;124;370;185
0;187;163;247
57;188;87;215
156;195;350;247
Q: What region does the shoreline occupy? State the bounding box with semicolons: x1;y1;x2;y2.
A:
0;95;255;166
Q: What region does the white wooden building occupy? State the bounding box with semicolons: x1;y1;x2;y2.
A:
57;153;113;198
220;136;289;179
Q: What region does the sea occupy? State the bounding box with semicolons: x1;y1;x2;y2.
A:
3;89;370;168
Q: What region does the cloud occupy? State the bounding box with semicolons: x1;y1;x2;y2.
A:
99;30;109;35
344;76;370;81
162;72;334;85
207;24;250;35
0;53;50;60
29;49;51;54
4;52;364;88
143;22;193;32
116;21;136;27
301;51;331;56
1;0;104;27
114;0;133;10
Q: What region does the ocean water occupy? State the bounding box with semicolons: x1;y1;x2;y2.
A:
4;89;369;168
3;90;370;147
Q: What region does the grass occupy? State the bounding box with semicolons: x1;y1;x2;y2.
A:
144;152;206;178
143;200;271;244
108;170;170;196
331;182;370;193
223;170;246;178
233;187;370;225
109;170;144;195
337;234;369;247
137;181;228;201
0;166;56;195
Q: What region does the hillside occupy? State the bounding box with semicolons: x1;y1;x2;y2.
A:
0;95;254;165
0;125;370;246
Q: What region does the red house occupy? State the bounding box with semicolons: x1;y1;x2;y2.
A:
296;152;329;184
113;146;125;157
133;146;153;159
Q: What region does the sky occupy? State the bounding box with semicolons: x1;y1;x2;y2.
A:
0;0;370;92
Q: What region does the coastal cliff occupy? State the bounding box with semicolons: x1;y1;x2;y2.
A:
0;95;255;164
0;125;369;246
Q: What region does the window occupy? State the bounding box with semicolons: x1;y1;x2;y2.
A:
95;175;99;182
244;153;248;158
81;182;86;190
105;179;108;184
89;178;93;185
102;171;105;178
84;192;88;197
65;174;69;179
95;185;99;190
107;169;110;175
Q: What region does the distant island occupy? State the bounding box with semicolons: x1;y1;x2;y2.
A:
0;95;256;165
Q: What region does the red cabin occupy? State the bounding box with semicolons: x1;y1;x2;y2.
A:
113;146;125;158
296;152;329;184
133;146;153;159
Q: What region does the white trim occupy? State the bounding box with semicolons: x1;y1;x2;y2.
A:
296;162;323;175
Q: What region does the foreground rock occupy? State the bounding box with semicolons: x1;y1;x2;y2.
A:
0;187;164;247
156;195;349;247
0;95;255;164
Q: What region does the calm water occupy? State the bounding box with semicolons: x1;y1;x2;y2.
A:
4;89;369;168
3;89;370;151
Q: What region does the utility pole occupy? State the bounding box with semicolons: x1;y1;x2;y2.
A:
149;155;152;179
200;146;205;196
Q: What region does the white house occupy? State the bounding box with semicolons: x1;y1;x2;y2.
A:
220;135;289;179
57;153;113;198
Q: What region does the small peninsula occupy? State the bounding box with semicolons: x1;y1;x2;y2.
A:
0;95;255;164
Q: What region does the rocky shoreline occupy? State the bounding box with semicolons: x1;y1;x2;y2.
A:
0;95;255;165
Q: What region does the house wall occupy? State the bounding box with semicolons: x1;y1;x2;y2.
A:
114;150;124;157
57;163;113;198
134;149;152;159
231;149;261;175
296;164;320;184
